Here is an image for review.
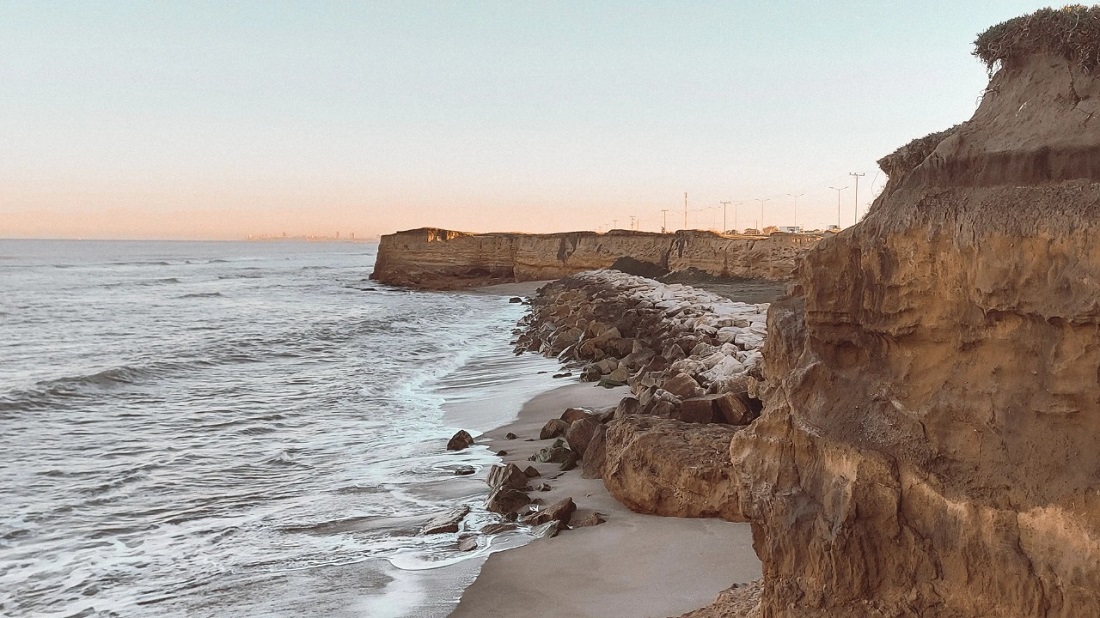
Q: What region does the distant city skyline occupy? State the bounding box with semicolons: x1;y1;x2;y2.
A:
1;1;1052;240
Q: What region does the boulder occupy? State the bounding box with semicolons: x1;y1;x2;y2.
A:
520;497;576;526
421;505;471;534
662;373;705;400
452;465;476;476
539;418;569;440
603;416;744;520
713;392;754;425
523;465;541;478
677;397;718;424
581;424;608;479
485;488;531;515
564;417;600;457
560;408;590;424
533;520;565;539
486;463;529;491
532;444;573;464
446;430;474;451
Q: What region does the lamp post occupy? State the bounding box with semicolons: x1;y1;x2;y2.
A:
755;198;769;231
787;193;804;230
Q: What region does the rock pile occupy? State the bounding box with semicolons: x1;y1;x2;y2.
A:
514;270;767;426
514;270;769;520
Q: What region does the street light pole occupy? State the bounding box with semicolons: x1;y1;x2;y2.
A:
787;193;804;230
849;172;865;225
720;201;731;233
755;198;769;231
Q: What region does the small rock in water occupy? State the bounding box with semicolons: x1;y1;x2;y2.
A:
447;430;475;451
509;296;523;303
552;372;573;379
480;522;518;535
457;534;478;552
453;465;476;476
421;505;471;535
505;432;518;440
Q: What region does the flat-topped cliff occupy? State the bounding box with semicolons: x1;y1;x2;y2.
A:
370;228;818;289
727;8;1100;617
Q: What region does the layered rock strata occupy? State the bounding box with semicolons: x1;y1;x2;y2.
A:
729;45;1100;617
370;228;818;289
515;270;767;519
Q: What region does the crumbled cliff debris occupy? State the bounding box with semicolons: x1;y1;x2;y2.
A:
728;10;1100;616
515;270;767;519
370;228;817;290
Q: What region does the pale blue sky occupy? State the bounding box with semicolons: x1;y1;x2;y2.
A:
0;1;1053;238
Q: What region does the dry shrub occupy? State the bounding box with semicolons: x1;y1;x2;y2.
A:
974;5;1100;72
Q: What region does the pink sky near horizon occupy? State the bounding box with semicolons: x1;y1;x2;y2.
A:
0;2;1052;240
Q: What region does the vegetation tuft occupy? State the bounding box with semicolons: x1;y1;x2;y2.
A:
877;126;958;179
974;5;1100;72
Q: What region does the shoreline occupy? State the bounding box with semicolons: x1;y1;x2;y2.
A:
414;275;764;617
450;381;761;618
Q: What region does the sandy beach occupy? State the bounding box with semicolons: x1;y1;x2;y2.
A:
450;382;761;618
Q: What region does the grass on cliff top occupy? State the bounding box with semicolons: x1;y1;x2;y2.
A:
975;5;1100;72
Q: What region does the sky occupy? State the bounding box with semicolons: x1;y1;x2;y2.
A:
0;1;1057;240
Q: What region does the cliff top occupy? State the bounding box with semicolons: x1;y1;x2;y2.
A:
390;227;791;240
974;4;1100;71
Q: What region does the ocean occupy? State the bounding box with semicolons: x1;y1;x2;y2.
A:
0;239;560;617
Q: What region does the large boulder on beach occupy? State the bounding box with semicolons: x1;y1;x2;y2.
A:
559;407;590;424
485;488;531;515
539;418;569;440
446;430;474;451
603;416;744;521
662;373;704;400
580;424;608;479
564;417;600;457
486;463;529;491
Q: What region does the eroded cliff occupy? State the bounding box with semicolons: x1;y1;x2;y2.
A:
730;15;1100;617
370;228;817;289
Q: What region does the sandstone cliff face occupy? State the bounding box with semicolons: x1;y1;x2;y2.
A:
370;229;817;289
731;52;1100;616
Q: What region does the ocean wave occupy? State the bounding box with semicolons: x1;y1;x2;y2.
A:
218;273;263;280
138;278;180;286
0;361;190;413
178;292;224;299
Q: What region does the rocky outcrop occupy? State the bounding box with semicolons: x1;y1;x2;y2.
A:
730;19;1100;617
603;416;745;521
516;270;768;425
516;270;767;521
370;228;818;289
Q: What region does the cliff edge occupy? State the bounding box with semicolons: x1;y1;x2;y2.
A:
369;228;818;289
730;8;1100;617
